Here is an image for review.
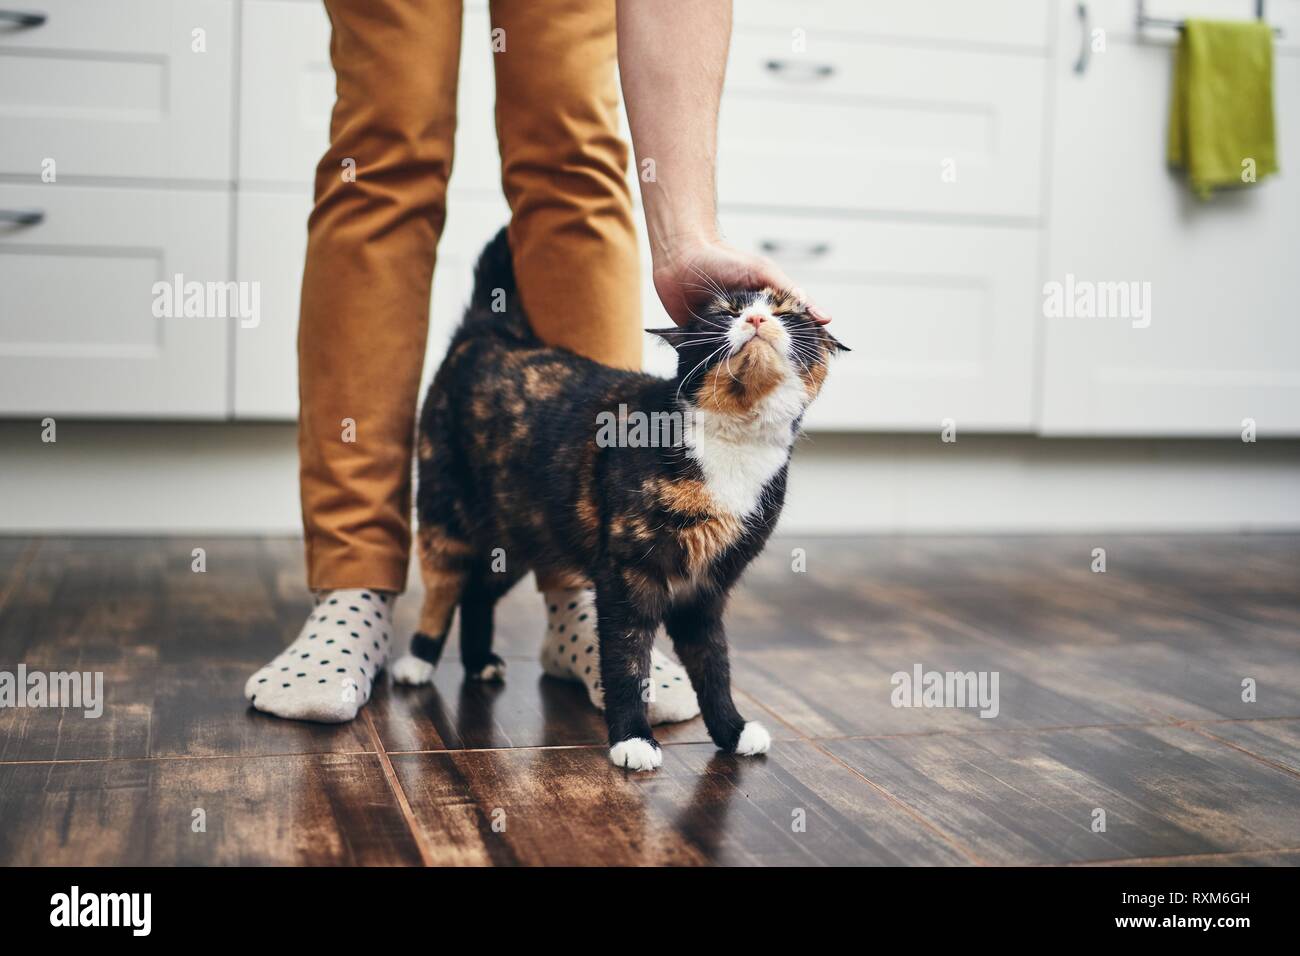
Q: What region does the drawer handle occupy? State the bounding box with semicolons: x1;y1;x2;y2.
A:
759;239;830;260
0;9;47;27
0;208;44;225
1074;3;1091;75
764;59;835;82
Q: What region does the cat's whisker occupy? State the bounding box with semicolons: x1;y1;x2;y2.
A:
674;342;731;405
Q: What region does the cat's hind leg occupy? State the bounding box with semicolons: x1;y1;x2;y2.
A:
391;524;472;686
458;560;524;681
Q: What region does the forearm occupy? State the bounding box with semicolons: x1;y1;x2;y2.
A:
616;0;732;262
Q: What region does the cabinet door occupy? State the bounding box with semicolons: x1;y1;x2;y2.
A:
1040;1;1300;435
0;184;231;417
718;26;1049;218
0;0;233;181
721;212;1041;431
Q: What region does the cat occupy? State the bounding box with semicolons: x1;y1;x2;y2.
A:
393;227;847;770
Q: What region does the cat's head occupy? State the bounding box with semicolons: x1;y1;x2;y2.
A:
650;288;848;416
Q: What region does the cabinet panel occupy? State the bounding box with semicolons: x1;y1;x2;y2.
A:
719;31;1049;217
0;184;231;417
1040;3;1300;435
720;212;1041;431
0;0;233;181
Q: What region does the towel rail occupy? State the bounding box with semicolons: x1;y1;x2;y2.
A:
1136;0;1283;36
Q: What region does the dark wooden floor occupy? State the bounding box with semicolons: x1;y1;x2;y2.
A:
1;534;1298;866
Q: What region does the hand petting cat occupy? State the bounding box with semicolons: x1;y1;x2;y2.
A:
651;237;833;328
617;2;831;334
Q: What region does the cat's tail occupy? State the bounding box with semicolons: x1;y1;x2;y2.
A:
465;226;536;342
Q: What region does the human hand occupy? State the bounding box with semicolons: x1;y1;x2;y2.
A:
651;238;832;328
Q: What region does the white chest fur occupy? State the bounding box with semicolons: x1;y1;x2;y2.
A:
684;376;805;518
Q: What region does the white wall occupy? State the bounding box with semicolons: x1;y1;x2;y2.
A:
3;422;1297;535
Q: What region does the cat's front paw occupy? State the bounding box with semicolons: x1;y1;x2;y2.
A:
734;721;771;756
466;654;507;682
392;654;436;686
609;737;663;772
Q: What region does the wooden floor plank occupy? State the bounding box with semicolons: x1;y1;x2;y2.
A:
0;753;422;866
369;659;721;753
390;740;970;866
1189;719;1300;775
826;725;1300;865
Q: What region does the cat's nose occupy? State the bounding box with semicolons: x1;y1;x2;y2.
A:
744;313;765;328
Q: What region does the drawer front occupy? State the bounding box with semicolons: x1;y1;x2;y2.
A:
240;0;501;195
719;212;1041;430
0;0;233;181
718;31;1048;218
0;184;231;417
735;0;1051;48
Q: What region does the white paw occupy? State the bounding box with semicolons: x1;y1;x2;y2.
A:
391;654;435;686
609;737;663;772
467;658;506;682
734;721;771;756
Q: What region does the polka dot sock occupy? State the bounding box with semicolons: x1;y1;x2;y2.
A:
244;588;393;723
540;588;700;725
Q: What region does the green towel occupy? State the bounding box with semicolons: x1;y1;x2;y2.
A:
1167;20;1279;199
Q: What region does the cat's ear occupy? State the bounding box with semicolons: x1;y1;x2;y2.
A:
824;330;851;354
647;327;692;350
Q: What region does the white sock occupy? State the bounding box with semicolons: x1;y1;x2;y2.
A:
540;588;700;725
244;588;392;723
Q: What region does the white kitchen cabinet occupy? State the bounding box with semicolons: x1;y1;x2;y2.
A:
1040;0;1300;435
720;211;1041;431
0;183;231;417
718;28;1050;218
0;0;234;182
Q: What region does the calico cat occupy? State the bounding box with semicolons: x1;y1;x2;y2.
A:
393;228;846;770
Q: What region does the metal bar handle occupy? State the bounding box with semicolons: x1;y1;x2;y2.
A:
0;209;45;225
759;239;830;260
764;59;835;82
0;10;47;27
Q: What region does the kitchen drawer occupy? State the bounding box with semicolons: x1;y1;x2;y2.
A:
0;183;231;417
719;212;1041;431
735;0;1051;50
0;0;234;181
240;0;500;195
718;31;1049;218
233;189;512;419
